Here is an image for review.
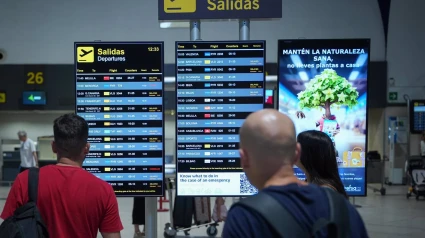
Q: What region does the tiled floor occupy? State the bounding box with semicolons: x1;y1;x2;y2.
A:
1;184;424;237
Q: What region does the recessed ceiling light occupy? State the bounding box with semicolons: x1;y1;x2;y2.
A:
160;22;190;29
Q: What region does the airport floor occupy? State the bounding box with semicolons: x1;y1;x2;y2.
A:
1;184;425;238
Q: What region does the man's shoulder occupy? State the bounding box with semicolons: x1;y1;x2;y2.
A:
40;165;112;188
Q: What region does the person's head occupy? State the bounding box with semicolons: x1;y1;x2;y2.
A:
239;109;300;190
51;113;90;163
17;131;27;142
296;130;347;197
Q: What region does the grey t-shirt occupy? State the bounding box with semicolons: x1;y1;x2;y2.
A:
20;138;36;167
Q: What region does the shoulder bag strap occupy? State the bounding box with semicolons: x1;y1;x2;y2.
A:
235;192;310;238
28;167;40;203
312;188;351;238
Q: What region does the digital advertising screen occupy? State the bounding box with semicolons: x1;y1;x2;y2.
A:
278;39;370;196
175;41;265;196
75;42;165;196
410;100;425;134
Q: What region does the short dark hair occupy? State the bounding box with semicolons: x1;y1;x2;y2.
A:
53;113;89;158
297;130;348;198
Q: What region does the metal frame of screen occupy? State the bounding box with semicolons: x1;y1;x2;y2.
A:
74;41;165;197
175;40;266;197
277;39;370;197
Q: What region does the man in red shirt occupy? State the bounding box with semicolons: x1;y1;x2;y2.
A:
1;113;123;238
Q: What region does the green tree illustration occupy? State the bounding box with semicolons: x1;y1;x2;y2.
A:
297;69;359;119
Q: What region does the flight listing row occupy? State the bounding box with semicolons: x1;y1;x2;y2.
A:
177;81;263;89
88;128;162;136
86;150;162;159
84;165;162;173
176;89;263;97
176;50;264;58
77;97;162;106
177;104;263;112
87;135;162;143
92;173;163;181
79;112;162;121
76;82;162;90
177;66;264;74
78;106;162;113
76;74;162;82
77;90;162;98
177;73;264;82
178;150;239;158
177;112;253;120
178;135;239;142
177;119;245;128
176;58;264;66
83;158;163;167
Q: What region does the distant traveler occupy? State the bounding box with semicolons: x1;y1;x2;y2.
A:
1;114;123;238
296;130;348;198
222;109;368;238
132;197;146;237
17;130;38;172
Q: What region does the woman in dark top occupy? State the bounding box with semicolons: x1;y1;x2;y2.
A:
296;130;348;198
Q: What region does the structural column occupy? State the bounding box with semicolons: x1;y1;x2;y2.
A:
145;197;158;238
190;20;201;41
239;19;250;41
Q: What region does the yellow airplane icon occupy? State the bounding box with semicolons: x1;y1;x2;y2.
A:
77;46;94;63
164;0;196;13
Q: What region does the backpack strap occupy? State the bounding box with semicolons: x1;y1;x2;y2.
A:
28;167;40;203
312;188;351;238
234;192;310;238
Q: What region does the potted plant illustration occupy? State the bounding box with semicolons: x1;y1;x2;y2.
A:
296;69;359;135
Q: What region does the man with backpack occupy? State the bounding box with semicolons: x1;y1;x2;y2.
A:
0;114;123;238
222;109;368;238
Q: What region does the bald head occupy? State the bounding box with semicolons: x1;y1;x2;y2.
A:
239;109;297;165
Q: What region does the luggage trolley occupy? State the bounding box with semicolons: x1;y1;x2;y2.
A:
163;178;224;238
366;152;387;195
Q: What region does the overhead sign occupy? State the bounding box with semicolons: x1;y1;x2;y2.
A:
22;91;46;105
388;92;398;101
158;0;282;20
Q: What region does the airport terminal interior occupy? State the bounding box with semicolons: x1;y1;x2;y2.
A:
1;0;425;237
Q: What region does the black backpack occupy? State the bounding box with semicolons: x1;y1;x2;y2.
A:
232;188;351;238
0;168;49;238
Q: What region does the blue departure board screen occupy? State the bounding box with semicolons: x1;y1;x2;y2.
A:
411;100;425;134
75;42;165;197
175;41;265;196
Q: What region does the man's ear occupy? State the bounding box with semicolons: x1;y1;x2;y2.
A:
239;148;250;169
51;141;57;154
84;142;90;155
293;142;302;165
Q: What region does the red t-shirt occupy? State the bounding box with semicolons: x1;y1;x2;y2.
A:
1;165;123;238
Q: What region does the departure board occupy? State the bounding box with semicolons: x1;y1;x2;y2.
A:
411;100;425;133
175;41;265;196
75;42;165;197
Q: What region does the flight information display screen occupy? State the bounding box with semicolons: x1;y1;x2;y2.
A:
75;42;165;197
411;100;425;134
175;41;265;196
